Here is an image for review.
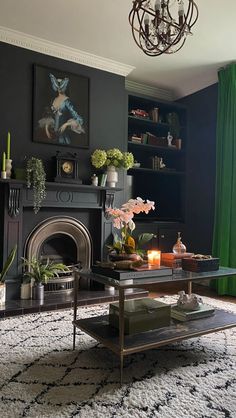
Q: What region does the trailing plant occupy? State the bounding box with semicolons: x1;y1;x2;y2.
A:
22;257;69;285
26;157;46;214
0;245;17;283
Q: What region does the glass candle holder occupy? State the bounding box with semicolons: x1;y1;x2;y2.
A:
147;250;161;267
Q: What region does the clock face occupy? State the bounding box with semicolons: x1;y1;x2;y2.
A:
62;161;74;174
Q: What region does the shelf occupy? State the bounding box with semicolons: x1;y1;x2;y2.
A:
0;179;123;192
128;141;185;154
73;309;236;356
128;167;185;176
128;116;186;129
128;115;169;128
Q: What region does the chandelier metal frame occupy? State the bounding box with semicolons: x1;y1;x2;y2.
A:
129;0;199;56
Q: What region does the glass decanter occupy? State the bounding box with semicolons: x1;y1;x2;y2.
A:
172;232;186;254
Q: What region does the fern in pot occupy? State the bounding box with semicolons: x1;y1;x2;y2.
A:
22;257;69;302
0;245;17;305
26;157;46;214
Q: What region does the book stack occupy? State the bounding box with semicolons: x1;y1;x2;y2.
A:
151;156;161;170
161;252;194;268
130;135;142;143
171;304;215;321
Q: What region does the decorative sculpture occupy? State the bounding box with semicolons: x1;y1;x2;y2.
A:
177;290;203;311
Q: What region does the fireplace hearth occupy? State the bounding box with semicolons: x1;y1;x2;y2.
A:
0;179;121;300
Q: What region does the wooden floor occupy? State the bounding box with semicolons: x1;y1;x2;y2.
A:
147;281;236;304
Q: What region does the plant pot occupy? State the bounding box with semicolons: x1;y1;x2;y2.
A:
32;284;44;303
21;283;31;299
106;166;118;188
0;283;6;305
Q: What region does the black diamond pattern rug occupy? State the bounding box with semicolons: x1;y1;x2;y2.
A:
0;296;235;418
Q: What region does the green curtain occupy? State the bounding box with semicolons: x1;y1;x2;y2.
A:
212;63;236;295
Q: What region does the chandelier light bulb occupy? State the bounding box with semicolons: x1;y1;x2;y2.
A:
129;0;199;56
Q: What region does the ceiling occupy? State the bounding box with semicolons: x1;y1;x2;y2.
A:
0;0;236;98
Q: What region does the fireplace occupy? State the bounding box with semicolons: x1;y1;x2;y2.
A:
0;180;119;300
24;216;92;294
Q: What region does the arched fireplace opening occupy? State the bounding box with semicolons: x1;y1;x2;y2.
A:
24;216;92;294
40;234;77;265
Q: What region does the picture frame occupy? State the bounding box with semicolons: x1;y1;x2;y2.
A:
33;64;89;148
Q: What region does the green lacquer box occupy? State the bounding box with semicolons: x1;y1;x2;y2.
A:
109;298;171;335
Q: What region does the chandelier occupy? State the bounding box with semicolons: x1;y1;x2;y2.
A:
129;0;199;56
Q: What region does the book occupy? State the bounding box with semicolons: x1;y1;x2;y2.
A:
171;304;215;321
161;259;181;268
161;252;194;260
91;265;172;280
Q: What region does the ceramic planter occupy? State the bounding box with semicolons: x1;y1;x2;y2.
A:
32;284;44;303
20;283;31;299
0;283;6;305
106;166;118;188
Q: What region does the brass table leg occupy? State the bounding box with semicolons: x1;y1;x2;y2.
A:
73;271;79;350
119;288;125;386
188;280;192;295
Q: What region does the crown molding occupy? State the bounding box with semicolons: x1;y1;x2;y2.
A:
0;26;135;77
125;80;174;101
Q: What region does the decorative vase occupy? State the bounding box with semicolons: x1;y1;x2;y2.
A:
106;165;118;188
172;232;186;254
6;159;12;179
0;283;6;305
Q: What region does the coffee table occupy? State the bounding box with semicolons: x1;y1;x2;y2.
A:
73;268;236;384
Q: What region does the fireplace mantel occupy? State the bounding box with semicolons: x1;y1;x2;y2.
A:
0;179;122;299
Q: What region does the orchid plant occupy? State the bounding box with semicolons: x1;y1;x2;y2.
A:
106;197;155;255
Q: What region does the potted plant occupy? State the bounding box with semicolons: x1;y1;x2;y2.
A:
22;257;69;302
91;148;134;187
26;157;46;214
0;245;17;305
106;197;155;261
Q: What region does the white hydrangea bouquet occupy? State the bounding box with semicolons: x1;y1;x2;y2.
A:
91;148;134;170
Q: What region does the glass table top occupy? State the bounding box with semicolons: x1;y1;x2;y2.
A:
79;267;236;289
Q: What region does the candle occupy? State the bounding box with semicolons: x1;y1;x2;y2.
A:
147;250;161;267
2;152;6;172
7;132;11;160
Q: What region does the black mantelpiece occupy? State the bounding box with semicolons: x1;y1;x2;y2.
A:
0;179;121;300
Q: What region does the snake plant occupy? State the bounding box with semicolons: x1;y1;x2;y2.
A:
0;245;17;283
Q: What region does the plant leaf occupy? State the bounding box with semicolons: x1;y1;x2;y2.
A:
137;233;155;249
0;245;17;282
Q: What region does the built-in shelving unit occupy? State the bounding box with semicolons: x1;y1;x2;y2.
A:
127;93;187;251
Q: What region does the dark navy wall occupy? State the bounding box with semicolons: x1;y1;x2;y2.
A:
0;42;127;196
179;83;218;253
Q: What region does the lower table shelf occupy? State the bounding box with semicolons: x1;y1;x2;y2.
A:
73;308;236;356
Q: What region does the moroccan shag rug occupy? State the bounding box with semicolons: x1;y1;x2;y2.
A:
0;295;236;418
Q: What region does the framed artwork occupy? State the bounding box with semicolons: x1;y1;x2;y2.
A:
33;65;89;148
